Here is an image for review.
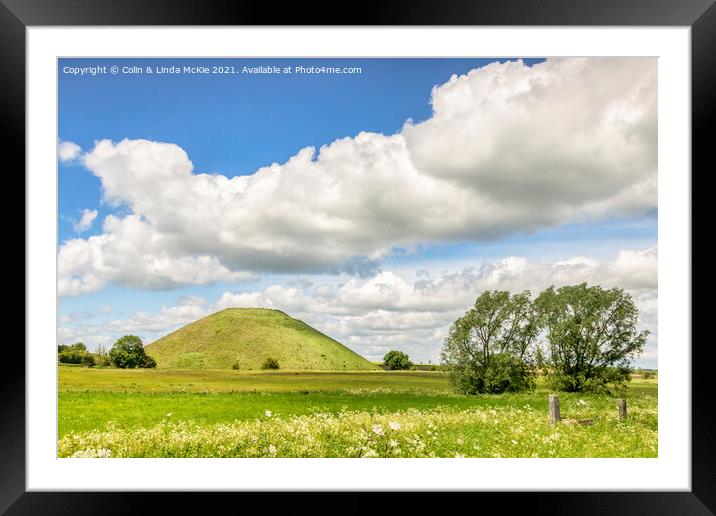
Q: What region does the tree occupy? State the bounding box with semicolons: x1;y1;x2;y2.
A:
58;342;95;366
108;335;156;369
535;283;648;393
383;350;413;370
441;290;539;394
58;342;87;353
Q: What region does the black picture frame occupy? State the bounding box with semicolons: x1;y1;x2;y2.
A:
3;0;711;513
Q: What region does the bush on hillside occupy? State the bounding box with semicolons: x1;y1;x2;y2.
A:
232;360;241;370
261;357;280;370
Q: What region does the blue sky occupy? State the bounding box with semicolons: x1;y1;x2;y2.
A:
58;57;658;366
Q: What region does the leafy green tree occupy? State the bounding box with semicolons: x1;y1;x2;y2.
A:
441;290;539;394
58;342;87;353
108;335;156;369
535;283;648;393
383;350;412;370
58;342;95;366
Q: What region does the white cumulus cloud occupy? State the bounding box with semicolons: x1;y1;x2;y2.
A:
61;247;657;367
59;58;657;295
72;209;98;233
58;141;82;162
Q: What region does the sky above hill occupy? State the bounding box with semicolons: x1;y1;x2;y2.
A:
57;57;658;367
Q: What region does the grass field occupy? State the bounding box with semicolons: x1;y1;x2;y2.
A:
58;366;657;458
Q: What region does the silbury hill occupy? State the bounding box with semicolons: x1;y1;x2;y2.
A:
144;308;379;371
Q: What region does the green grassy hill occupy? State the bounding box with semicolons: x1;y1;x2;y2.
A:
144;308;379;371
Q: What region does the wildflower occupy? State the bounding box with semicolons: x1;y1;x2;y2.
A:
389;421;401;431
454;452;465;458
389;439;399;448
577;400;587;406
166;413;173;418
372;424;384;436
511;440;519;445
265;410;272;417
268;444;277;455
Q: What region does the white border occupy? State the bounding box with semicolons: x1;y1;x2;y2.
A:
27;27;691;491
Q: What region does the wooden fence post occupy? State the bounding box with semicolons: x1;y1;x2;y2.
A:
617;399;627;420
549;394;560;425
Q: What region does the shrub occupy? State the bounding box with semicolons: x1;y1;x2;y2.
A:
261;357;280;370
95;355;112;367
383;350;412;370
58;349;95;366
232;360;241;370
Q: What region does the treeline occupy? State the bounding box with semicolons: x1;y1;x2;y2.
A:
58;335;157;369
441;283;649;395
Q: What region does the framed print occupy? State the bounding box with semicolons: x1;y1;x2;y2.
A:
3;0;713;513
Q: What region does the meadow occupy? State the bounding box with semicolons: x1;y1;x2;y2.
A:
58;366;657;458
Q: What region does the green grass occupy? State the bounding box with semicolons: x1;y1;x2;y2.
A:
58;366;657;458
144;308;379;371
59;366;447;393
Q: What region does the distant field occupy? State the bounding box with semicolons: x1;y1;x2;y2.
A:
59;367;450;393
58;366;657;457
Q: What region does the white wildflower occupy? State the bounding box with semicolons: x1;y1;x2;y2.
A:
372;424;384;436
268;444;277;455
265;410;272;417
389;421;401;431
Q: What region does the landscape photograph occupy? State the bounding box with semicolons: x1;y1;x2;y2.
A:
57;57;658;458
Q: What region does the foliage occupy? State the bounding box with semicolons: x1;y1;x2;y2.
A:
108;335;157;369
58;348;96;366
58;342;87;353
441;290;539;394
58;342;95;366
383;350;413;370
261;357;280;370
232;360;241;370
535;284;648;393
448;352;536;394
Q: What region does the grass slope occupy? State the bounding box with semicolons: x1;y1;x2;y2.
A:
144;308;379;371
